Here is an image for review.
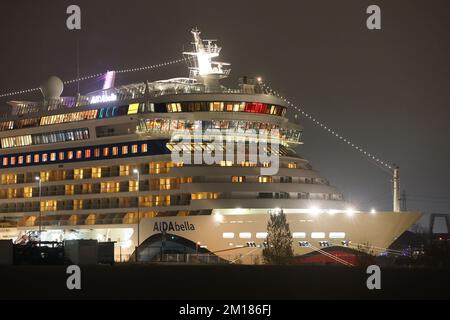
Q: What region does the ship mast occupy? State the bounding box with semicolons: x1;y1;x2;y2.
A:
393;166;401;212
183;28;230;91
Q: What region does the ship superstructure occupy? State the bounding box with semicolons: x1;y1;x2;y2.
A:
0;29;420;263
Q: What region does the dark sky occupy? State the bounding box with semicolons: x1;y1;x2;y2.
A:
1;0;449;230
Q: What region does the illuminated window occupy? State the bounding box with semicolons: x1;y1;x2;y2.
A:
10;157;16;165
58;152;64;161
209;102;224;111
141;144;148;153
92;167;102;178
65;184;74;195
231;176;245;183
131;144;138;154
167;103;181;112
40;171;49;182
24;186;33;198
292;232;306;239
129;180;139;192
256;232;268;239
76;150;82;159
241;161;256;167
219;160;233;167
18;156;24;164
85;149;91;158
85;214;96;225
26;155;32;164
288;162;297;169
101;181;119;193
311;232;326;239
112;146;118;156
34;154;40;163
258;176;272;183
67;151;73;160
120;165;129;176
41;200;57;212
74;199;83;210
222;232;235;239
103;147;109;157
82;183;92;194
122;145;128;155
239;232;251;239
2;158;7;166
94;148;100;157
74;168;83;180
50;153;56;161
128;103;139;115
329;232;346;239
159;178;172;190
1;174;16;184
191;192;219;200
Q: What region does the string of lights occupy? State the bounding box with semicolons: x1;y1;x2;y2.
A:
0;57;192;99
260;82;394;172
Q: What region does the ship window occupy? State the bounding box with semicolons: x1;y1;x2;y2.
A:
311;232;326;239
231;176;245;183
241;161;256;167
288;162;297;169
209;102;224;111
239;232;251;239
222;232;235;239
120;165;129;176
92;167;101;178
167;103;181;112
219;160;232;167
292;232;306;239
329;232;346;239
128;103;139;115
258;176;272;183
256;232;268;239
74;169;83;180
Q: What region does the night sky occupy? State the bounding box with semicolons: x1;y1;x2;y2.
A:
0;0;449;230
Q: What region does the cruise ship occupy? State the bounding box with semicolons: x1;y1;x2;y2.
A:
0;29;421;264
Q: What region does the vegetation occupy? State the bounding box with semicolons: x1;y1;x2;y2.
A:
262;210;293;264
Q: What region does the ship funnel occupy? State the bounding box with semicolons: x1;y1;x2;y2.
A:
40;76;64;100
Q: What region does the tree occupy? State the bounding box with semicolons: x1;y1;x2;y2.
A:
263;210;293;264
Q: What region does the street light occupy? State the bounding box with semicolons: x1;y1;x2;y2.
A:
133;168;140;262
35;176;42;244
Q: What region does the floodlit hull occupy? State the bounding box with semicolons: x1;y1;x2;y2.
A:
4;210;421;264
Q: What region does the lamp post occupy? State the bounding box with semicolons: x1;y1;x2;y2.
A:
133;169;140;262
35;176;42;244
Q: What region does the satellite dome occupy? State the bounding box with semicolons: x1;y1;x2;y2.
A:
40;76;64;99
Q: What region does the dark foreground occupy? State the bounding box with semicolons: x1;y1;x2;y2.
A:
1;264;449;300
